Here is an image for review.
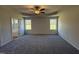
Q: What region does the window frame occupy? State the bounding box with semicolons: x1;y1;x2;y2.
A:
25;19;32;31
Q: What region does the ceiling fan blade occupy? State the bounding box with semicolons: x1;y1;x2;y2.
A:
41;12;45;14
29;8;35;11
40;8;45;11
34;6;40;10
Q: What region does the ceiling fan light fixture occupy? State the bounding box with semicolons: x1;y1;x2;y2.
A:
34;10;40;14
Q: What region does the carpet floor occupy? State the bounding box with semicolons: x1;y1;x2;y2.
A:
0;35;79;54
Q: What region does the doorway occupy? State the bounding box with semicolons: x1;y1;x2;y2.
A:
11;18;24;39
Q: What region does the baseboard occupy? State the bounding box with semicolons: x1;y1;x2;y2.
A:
24;33;58;35
0;39;12;47
64;39;79;50
58;34;79;50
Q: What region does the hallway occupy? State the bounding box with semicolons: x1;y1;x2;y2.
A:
0;35;79;54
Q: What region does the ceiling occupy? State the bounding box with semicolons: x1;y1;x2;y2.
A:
1;5;75;16
12;5;63;16
1;5;63;16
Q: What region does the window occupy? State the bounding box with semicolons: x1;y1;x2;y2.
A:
50;19;57;30
25;20;31;30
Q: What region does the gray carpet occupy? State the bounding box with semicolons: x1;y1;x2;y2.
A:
0;35;79;54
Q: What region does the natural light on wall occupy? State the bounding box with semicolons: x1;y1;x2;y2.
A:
25;20;31;30
50;19;57;30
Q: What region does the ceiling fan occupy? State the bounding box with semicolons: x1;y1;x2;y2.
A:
30;6;45;15
21;6;58;16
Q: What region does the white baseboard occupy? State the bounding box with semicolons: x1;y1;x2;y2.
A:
58;33;79;50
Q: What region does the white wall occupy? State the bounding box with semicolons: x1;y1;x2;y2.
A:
0;6;22;46
58;6;79;50
0;16;12;46
25;16;57;34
